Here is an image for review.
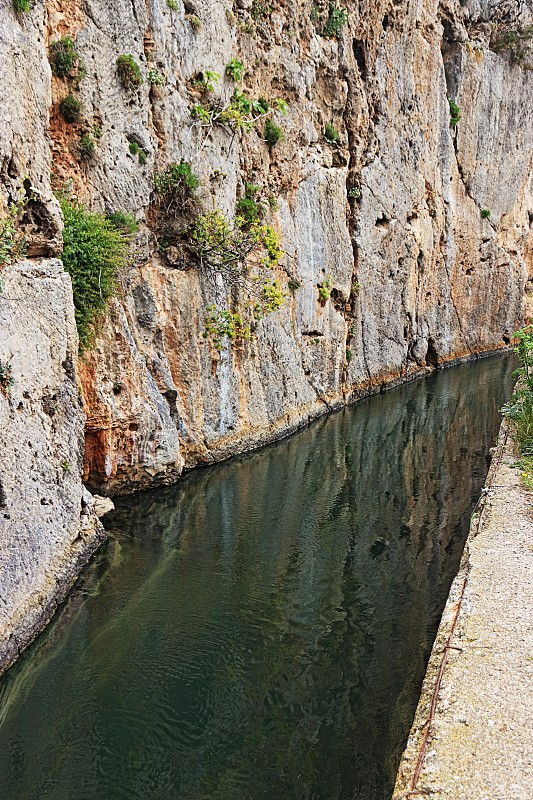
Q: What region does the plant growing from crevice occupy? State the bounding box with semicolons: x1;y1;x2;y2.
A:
448;98;461;128
236;183;264;226
323;3;348;39
49;37;82;78
264;118;284;147
128;141;147;165
481;208;491;219
252;1;272;19
0;198;27;273
152;160;201;249
203;305;251;351
186;13;202;30
190;88;287;138
13;0;32;13
117;54;143;89
0;361;14;398
186;209;282;279
318;274;332;305
226;59;245;82
167;0;178;8
191;69;220;94
59;93;81;123
324;122;340;144
79;134;96;161
148;68;165;86
491;26;533;64
59;195;130;350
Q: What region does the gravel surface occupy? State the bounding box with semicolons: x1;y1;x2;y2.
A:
393;425;533;800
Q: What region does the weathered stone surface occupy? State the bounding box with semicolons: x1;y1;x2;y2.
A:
43;0;531;494
0;261;105;675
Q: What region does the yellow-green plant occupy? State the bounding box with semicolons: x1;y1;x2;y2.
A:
318;274;332;305
203;305;251;351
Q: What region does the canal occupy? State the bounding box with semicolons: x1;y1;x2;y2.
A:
0;354;515;800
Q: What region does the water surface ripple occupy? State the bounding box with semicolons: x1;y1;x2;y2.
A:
0;355;515;800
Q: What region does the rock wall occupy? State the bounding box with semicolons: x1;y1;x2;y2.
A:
0;260;105;674
41;0;530;495
2;1;533;497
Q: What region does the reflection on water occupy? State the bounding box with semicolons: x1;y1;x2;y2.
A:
0;356;515;800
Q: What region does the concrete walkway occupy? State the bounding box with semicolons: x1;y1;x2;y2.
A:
393;425;533;800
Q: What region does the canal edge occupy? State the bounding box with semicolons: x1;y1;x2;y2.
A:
392;421;533;799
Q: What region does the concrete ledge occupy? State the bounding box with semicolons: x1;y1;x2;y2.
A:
393;424;533;799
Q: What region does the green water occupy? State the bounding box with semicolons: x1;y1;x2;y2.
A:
0;355;515;800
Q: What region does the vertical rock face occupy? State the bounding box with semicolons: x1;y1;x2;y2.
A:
50;0;530;495
2;1;533;497
0;261;105;673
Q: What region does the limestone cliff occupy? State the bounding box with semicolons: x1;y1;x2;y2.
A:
38;0;532;494
0;2;532;655
0;260;106;673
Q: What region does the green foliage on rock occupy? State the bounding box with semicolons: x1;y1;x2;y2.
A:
13;0;32;13
448;98;461;128
0;200;26;272
324;122;340;144
203;306;251;351
226;59;245;82
491;26;533;64
323;3;348;39
49;37;81;78
59;94;81;123
117;54;143;89
503;326;533;458
0;361;14;398
79;134;96;161
264;118;284;147
106;211;139;235
59;196;129;350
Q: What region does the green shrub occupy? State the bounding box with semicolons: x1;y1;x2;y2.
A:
448;98;461;128
117;54;143;89
324;122;340;144
481;208;491;219
192;69;220;94
226;59;245;82
59;196;129;350
49;37;80;78
167;0;178;8
0;200;27;271
13;0;31;12
0;361;14;398
79;134;96;160
59;93;81;123
264;118;284;147
236;184;264;226
323;3;348;39
128;141;147;163
203;305;251;351
154;160;199;199
318;274;332;305
106;211;139;234
186;13;202;30
492;26;533;63
502;326;533;461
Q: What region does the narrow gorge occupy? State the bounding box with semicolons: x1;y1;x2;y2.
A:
0;0;532;780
